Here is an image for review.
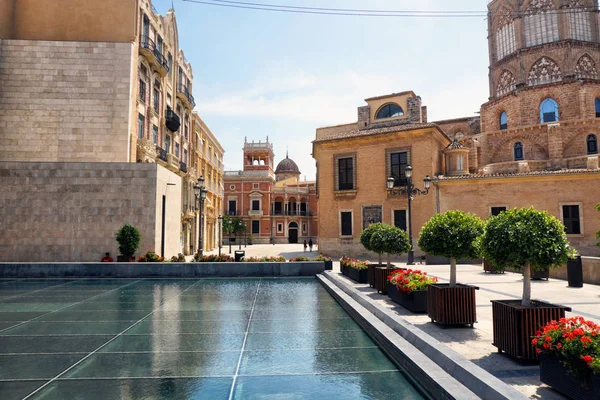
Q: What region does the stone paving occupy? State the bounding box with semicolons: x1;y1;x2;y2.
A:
202;244;600;399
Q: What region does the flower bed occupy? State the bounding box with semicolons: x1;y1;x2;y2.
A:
243;256;286;263
193;254;234;263
386;269;438;313
138;252;164;262
340;256;369;283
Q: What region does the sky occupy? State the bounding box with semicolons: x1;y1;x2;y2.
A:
152;0;491;180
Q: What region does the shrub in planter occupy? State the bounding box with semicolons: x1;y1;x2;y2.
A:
170;253;185;262
340;256;369;283
480;207;576;359
418;210;483;326
138;251;164;262
370;224;411;268
533;317;600;399
194;254;234;262
290;256;311;262
360;223;385;266
243;256;286;262
387;269;437;313
115;223;141;261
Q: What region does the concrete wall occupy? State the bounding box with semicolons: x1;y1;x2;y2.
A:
0;162;182;262
154;166;183;258
550;257;600;284
0;39;133;163
2;0;136;42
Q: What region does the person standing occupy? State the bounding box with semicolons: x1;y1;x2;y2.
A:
101;252;113;262
308;238;313;252
303;240;307;252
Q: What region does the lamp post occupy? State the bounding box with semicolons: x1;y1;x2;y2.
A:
194;176;208;257
218;215;223;256
386;166;432;265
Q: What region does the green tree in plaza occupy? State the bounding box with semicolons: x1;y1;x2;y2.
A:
360;223;385;266
115;223;141;260
479;207;575;307
369;224;411;268
222;216;246;253
418;210;484;287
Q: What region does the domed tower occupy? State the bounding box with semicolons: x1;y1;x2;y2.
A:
480;0;600;173
275;152;301;182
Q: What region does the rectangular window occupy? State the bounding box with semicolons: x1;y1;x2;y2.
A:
184;124;189;140
456;155;464;171
252;200;260;211
390;152;409;186
175;142;180;158
165;135;171;153
393;210;407;232
253;183;259;189
274;202;282;215
252;220;260;234
137;114;144;139
277;223;283;233
167;53;172;72
303;223;307;233
491;206;507;217
157;35;163;54
167;93;172;107
152;125;158;145
341;212;352;236
183;149;188;164
139;79;146;102
338;158;354;190
153;88;160;111
562;205;581;234
228;200;237;215
568;10;592;42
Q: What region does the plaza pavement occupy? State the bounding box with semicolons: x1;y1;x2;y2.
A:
203;244;600;399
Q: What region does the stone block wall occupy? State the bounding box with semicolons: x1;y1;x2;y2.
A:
0;162;182;262
0;39;133;163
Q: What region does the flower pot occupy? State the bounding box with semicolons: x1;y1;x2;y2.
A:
374;267;397;295
483;259;504;274
567;256;583;288
323;260;333;271
491;299;571;360
427;283;479;327
346;267;368;283
540;354;600;400
387;284;428;313
531;267;550;281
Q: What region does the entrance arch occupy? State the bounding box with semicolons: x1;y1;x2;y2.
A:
288;222;299;244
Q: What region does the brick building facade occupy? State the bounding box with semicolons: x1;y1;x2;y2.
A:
223;138;318;245
313;0;600;258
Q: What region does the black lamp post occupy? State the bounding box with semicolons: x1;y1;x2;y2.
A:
387;166;432;265
194;176;208;257
218;215;223;256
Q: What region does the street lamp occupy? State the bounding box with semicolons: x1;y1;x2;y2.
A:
194;176;208;257
218;215;223;256
387;166;432;265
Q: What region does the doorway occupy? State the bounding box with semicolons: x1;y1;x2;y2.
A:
288;222;298;244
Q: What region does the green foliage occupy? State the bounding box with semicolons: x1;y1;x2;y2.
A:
313;254;332;262
243;256;286;262
222;216;246;235
340;256;369;270
194;254;234;262
138;251;164;262
479;207;575;271
115;223;141;257
289;256;311;262
170;253;185;262
360;223;384;252
418;210;484;261
370;224;411;256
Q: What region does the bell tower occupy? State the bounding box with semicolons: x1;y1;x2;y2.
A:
243;137;274;173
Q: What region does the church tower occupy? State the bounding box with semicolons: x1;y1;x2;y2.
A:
242;137;275;173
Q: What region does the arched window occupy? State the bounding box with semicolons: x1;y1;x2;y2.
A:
595;98;600;118
454;132;464;140
376;104;404;119
499;112;508;130
514;142;524;161
540;98;559;123
588;134;598;154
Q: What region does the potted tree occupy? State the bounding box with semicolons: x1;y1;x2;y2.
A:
532;316;600;399
222;216;246;253
369;224;411;294
480;207;574;360
115;223;141;262
418;210;484;327
360;223;385;287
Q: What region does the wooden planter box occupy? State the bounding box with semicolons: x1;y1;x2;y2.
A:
344;266;368;283
427;283;479;327
540;354;600;400
483;259;504;274
374;267;396;294
388;284;428;313
491;299;571;360
368;264;385;288
531;268;550;281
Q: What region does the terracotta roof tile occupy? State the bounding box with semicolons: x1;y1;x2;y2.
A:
438;168;600;181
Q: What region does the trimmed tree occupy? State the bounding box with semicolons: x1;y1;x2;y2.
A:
360;223;385;265
418;210;484;287
370;224;411;267
115;223;141;259
222;216;246;253
480;207;574;307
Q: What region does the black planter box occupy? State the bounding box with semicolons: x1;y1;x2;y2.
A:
344;266;368;283
491;299;571;360
324;260;333;271
388;284;428;313
540;354;600;400
567;256;583;288
427;283;479;327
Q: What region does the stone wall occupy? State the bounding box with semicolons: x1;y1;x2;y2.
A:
550;257;600;285
0;39;133;163
0;162;182;262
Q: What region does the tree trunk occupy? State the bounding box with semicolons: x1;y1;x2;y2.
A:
522;262;531;307
387;253;391;268
378;253;382;266
449;257;457;288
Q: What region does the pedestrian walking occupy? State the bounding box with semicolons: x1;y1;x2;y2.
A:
303;240;307;252
308;238;313;252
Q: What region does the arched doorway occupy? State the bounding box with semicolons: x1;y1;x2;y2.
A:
288;222;299;244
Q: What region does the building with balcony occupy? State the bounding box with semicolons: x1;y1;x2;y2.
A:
223;138;318;244
313;1;600;258
0;0;224;261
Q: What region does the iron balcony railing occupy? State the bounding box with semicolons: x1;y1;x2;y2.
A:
272;211;311;216
139;35;170;73
179;161;187;173
227;211;241;216
165;108;180;132
177;83;196;107
156;146;168;162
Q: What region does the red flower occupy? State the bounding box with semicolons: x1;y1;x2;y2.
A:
531;338;538;346
582;355;593;364
545;336;552;343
